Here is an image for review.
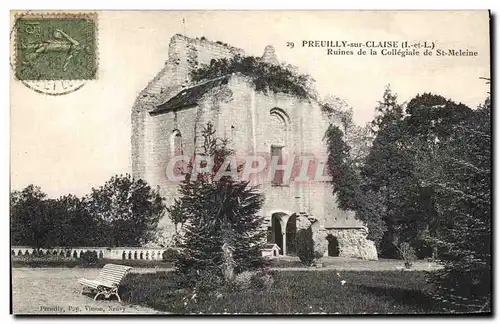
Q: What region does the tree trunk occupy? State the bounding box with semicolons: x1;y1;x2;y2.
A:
221;226;235;282
221;241;235;282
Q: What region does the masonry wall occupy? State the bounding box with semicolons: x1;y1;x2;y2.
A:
326;228;378;260
132;35;244;183
209;75;363;229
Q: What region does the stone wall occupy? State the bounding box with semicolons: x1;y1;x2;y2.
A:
132;35;244;183
325;227;378;260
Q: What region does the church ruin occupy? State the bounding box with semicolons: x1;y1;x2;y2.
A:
131;34;377;260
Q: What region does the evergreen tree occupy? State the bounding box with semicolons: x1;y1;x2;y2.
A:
168;122;266;287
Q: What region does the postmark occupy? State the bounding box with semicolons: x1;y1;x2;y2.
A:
11;12;97;95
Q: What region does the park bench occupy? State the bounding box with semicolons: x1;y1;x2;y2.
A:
78;264;132;302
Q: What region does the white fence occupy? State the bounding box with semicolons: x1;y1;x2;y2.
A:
11;246;167;261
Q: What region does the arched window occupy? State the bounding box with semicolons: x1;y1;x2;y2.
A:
171;129;183;156
270;108;290;129
269;108;290;185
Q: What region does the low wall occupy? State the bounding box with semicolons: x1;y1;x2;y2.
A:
325;227;378;260
10;246;166;261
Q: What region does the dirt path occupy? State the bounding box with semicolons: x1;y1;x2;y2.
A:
11;268;166;315
271;257;443;271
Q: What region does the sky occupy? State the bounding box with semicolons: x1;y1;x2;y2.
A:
10;10;491;198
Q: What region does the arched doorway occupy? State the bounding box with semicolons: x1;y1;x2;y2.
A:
271;214;283;254
327;235;340;257
286;214;297;255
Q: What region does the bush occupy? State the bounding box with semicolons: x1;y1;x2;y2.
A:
81;251;98;265
162;248;178;262
396;242;417;269
296;226;315;266
233;271;254;290
233;270;275;291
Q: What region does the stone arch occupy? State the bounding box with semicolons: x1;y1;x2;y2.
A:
134;251;138;260
270;108;290;130
271;213;284;254
327;234;340;257
269;211;295;255
128;251;132;260
171;129;184;156
285;214;297;255
99;251;104;259
140;251;144;260
122;251;126;260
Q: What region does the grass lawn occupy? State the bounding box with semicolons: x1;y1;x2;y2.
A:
120;270;471;314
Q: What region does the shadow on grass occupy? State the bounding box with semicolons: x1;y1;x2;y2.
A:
356;284;439;313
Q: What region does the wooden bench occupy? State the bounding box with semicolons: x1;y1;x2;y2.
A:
78;264;132;302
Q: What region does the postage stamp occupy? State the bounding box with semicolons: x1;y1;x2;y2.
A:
12;12;97;95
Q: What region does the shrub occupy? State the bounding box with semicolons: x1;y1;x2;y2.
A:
162;248;178;262
296;226;315;266
396;242;417;269
233;271;254;290
189;55;314;100
233;270;275;291
81;251;98;265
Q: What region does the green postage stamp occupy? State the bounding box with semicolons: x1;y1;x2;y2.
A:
14;13;97;81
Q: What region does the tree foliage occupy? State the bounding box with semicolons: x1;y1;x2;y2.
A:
296;226;315;266
190;55;315;99
360;83;491;309
11;175;165;248
86;174;165;247
425;96;491;310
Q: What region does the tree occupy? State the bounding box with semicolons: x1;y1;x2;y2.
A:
11;185;101;247
11;185;47;247
399;93;474;257
426;96;491;310
362;86;417;257
86;174;165;247
168;122;266;287
296;226;315;266
47;194;97;247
